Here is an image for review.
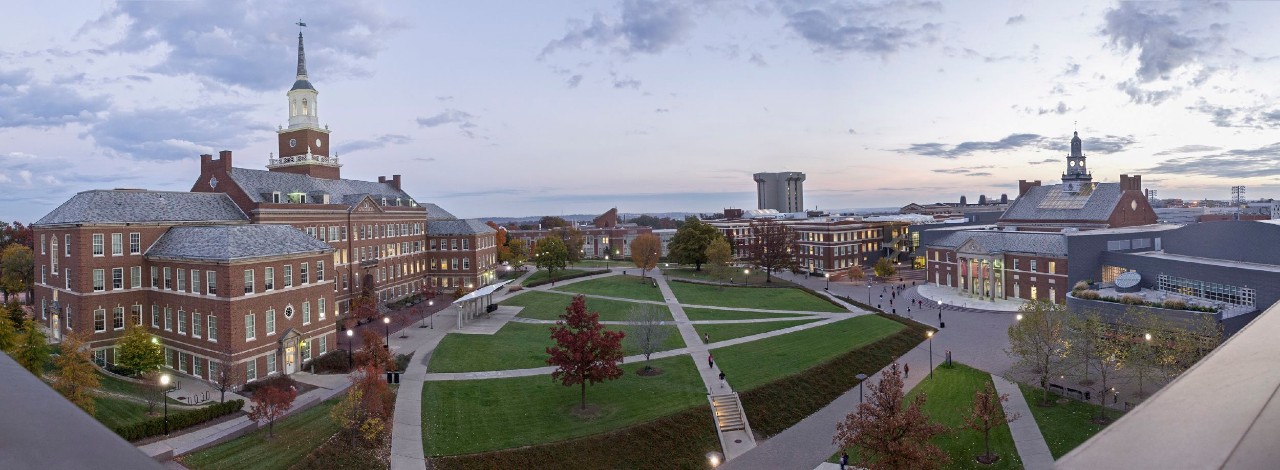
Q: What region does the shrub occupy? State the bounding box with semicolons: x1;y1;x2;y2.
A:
239;375;299;397
1162;299;1188;310
1074;290;1101;300
1119;294;1145;305
112;399;244;441
311;350;353;375
1073;280;1090;292
393;353;411;372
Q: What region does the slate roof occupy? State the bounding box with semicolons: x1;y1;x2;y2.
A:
146;224;333;261
34;190;248;226
931;230;1068;256
999;182;1124;222
428;219;495;236
226;167;418;207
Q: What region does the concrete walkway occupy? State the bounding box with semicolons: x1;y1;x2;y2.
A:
991;375;1055;470
916;283;1025;312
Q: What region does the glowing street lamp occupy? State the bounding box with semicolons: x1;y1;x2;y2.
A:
159;373;172;436
927;331;935;380
383;316;391;345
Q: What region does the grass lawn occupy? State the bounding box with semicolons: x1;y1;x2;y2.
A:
428;322;685;373
835;364;1022;469
181;396;343;470
551;275;665;302
96;371;183;404
570;260;626;269
694;319;820;343
682;306;811;321
522;268;589;286
423;355;707;456
505;291;671;321
715;315;905;391
665;267;787;286
94;395;153;429
668;281;845;312
1017;384;1110;458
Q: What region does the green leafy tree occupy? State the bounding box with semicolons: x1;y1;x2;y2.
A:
534;236;569;282
53;329;100;416
1068;310;1127;422
0;244;34;303
115;323;165;376
558;227;586;265
873;257;897;279
13;316;49;375
1005;299;1069;405
704;238;733;283
507;238;529;268
669;216;724;271
3;300;24;331
0;306;16;352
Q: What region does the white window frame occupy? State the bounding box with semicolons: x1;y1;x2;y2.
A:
112;268;123;290
284;265;293;287
267;354;277;375
266;309;276;336
208;315;218;342
111;233;123;256
246;359;257;381
164;307;172;331
207;270;217;295
245;313;256;341
244;269;254;294
112;306;124;331
92;269;105;292
93;234;103;256
192;312;201;339
130;266;141;289
94;308;106;332
302;301;311;325
129;232;140;254
265;267;275;291
318;298;326;321
177;309;186;335
151;305;159;328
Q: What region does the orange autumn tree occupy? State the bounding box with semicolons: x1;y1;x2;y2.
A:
833;363;950;470
546;295;625;410
629;233;662;277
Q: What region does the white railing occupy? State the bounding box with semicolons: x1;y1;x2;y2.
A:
268;154;341;166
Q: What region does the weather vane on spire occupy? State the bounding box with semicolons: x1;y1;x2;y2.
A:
297;19;307;32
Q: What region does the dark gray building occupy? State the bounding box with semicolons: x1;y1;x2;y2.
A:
753;171;805;213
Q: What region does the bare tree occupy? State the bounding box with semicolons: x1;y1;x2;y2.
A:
1005;299;1068;405
744;218;798;283
625;305;671;372
210;350;242;403
1068;311;1127;422
964;383;1020;465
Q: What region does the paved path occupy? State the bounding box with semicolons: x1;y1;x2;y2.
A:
723;269;1021;470
991;375;1055;469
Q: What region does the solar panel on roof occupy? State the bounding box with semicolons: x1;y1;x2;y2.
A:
1037;187;1093;210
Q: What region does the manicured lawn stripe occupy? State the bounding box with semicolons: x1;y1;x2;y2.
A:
180;396;343;470
504;291;670;321
682;307;810;321
716;315;906;391
665;267;786;286
522;268;589;286
694;319;820;343
1017;384;1110;458
423;356;707;456
94;396;153;429
428;322;684;373
668;282;845;312
551;275;666;302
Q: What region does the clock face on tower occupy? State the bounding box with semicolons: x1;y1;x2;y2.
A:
289;138;297;148
315;139;322;148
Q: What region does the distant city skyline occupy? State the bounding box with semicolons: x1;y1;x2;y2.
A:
5;1;1280;222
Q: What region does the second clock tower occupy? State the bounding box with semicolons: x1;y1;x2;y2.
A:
269;26;340;180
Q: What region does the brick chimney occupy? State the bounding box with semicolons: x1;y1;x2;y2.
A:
1018;179;1042;197
390;175;401;191
378;176;386;183
201;151;232;173
1120;174;1142;191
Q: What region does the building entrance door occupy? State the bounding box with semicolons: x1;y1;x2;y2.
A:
285;347;296;374
50;315;60;340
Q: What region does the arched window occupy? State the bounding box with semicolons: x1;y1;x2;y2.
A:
302;99;310;116
290;100;296;116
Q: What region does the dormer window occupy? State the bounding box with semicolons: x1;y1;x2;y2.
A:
395;198;401;206
272;192;281;203
322;194;330;204
381;197;388;206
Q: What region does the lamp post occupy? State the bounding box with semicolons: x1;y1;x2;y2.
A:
938;300;945;328
867;279;872;305
382;316;390;345
926;331;934;380
345;329;353;368
743;268;750;284
605;254;610;270
825;272;830;291
159;373;172;436
428;300;435;329
856;373;868;402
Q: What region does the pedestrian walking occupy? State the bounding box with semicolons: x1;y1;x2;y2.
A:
840;452;849;470
703;332;709;343
904;363;910;378
718;371;726;388
708;353;714;369
892;307;896;315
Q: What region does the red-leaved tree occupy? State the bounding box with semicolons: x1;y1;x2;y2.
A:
833;363;950;470
546;295;626;410
965;382;1021;464
248;384;298;438
355;329;393;371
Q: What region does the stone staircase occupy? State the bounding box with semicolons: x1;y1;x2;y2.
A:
709;393;747;432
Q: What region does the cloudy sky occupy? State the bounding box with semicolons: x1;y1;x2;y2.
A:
3;1;1280;221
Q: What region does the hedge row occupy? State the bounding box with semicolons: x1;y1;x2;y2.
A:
524;269;609;288
113;399;245;441
432;405;718;469
739;318;929;437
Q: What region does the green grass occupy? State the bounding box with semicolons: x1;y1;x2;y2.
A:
423;355;707;456
682;306;811;321
570;260;627;269
96;371;183;404
694;319;820;343
715;315;905;391
834;364;1023;469
93;396;153;429
665;267;788;285
1017;384;1110;458
505;291;671;321
181;396;343;470
551;275;666;302
522;268;589;286
428;322;685;373
668;281;845;312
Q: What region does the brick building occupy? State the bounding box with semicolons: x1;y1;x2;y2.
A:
32;191;336;384
28;30;490;387
705;213;911;273
505;208;657;259
923;132;1158;304
426;219;499;289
